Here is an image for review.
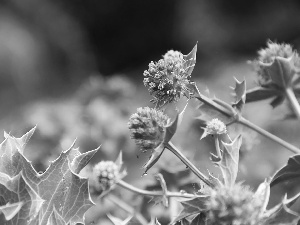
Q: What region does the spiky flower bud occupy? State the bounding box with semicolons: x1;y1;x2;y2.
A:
93;161;119;191
256;41;300;85
206;184;263;225
143;50;192;106
128;107;170;152
206;118;227;135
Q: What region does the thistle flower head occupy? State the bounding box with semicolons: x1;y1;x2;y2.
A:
93;161;119;191
206;184;263;225
256;41;300;85
206;118;227;135
128;107;170;152
143;50;193;106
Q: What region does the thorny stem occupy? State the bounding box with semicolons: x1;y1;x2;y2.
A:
117;179;201;198
165;142;214;188
285;87;300;119
238;117;300;154
107;194;148;225
192;83;300;154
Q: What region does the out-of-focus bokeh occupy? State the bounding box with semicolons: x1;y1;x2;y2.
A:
1;0;300;224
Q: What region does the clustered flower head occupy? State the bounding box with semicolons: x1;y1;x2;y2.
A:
206;184;263;225
143;50;192;106
206;118;227;135
128;107;170;152
93;161;120;191
256;41;300;85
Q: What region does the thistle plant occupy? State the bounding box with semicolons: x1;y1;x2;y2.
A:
2;41;300;225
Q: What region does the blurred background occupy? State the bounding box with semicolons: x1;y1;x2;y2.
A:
1;0;300;224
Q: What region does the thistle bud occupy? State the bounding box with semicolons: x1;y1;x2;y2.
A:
128;107;170;152
206;184;263;225
201;118;227;139
93;161;119;191
256;41;300;85
143;50;193;106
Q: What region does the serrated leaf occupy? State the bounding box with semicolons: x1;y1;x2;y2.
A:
219;135;242;187
231;78;246;112
183;43;197;77
246;86;282;103
0;129;97;225
189;213;207;225
107;214;133;225
0;202;23;221
271;154;300;188
46;207;66;225
0;172;44;225
172;196;208;223
262;193;300;225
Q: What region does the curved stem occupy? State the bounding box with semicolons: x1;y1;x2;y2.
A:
165;142;214;188
238;117;300;154
117;179;201;198
107;194;148;225
285;87;300;119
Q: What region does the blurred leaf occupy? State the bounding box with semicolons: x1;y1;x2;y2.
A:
183;43;197;77
270;95;285;108
246;86;282;103
107;214;133;225
154;173;168;207
271;154;300;188
0;172;44;224
231;78;246;113
219;135;242;187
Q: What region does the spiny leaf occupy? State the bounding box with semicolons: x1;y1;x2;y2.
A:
183;43;197;77
172;196;208;223
271;154;300;188
46;207;66;225
231;78;246;113
0;129;97;225
219;135;242;187
0;172;44;225
107;214;133;225
143;144;165;175
262;193;300;225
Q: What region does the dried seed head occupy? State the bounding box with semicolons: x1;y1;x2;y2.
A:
143;50;193;106
206;118;227;135
128;107;170;152
206;184;263;225
93;161;119;191
256;41;300;85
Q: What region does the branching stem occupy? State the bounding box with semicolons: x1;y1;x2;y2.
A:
117;179;201;198
107;194;148;225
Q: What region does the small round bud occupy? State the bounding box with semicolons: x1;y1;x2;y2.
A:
206;184;263;225
143;50;193;106
128;107;170;152
206;118;227;135
93;161;119;191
